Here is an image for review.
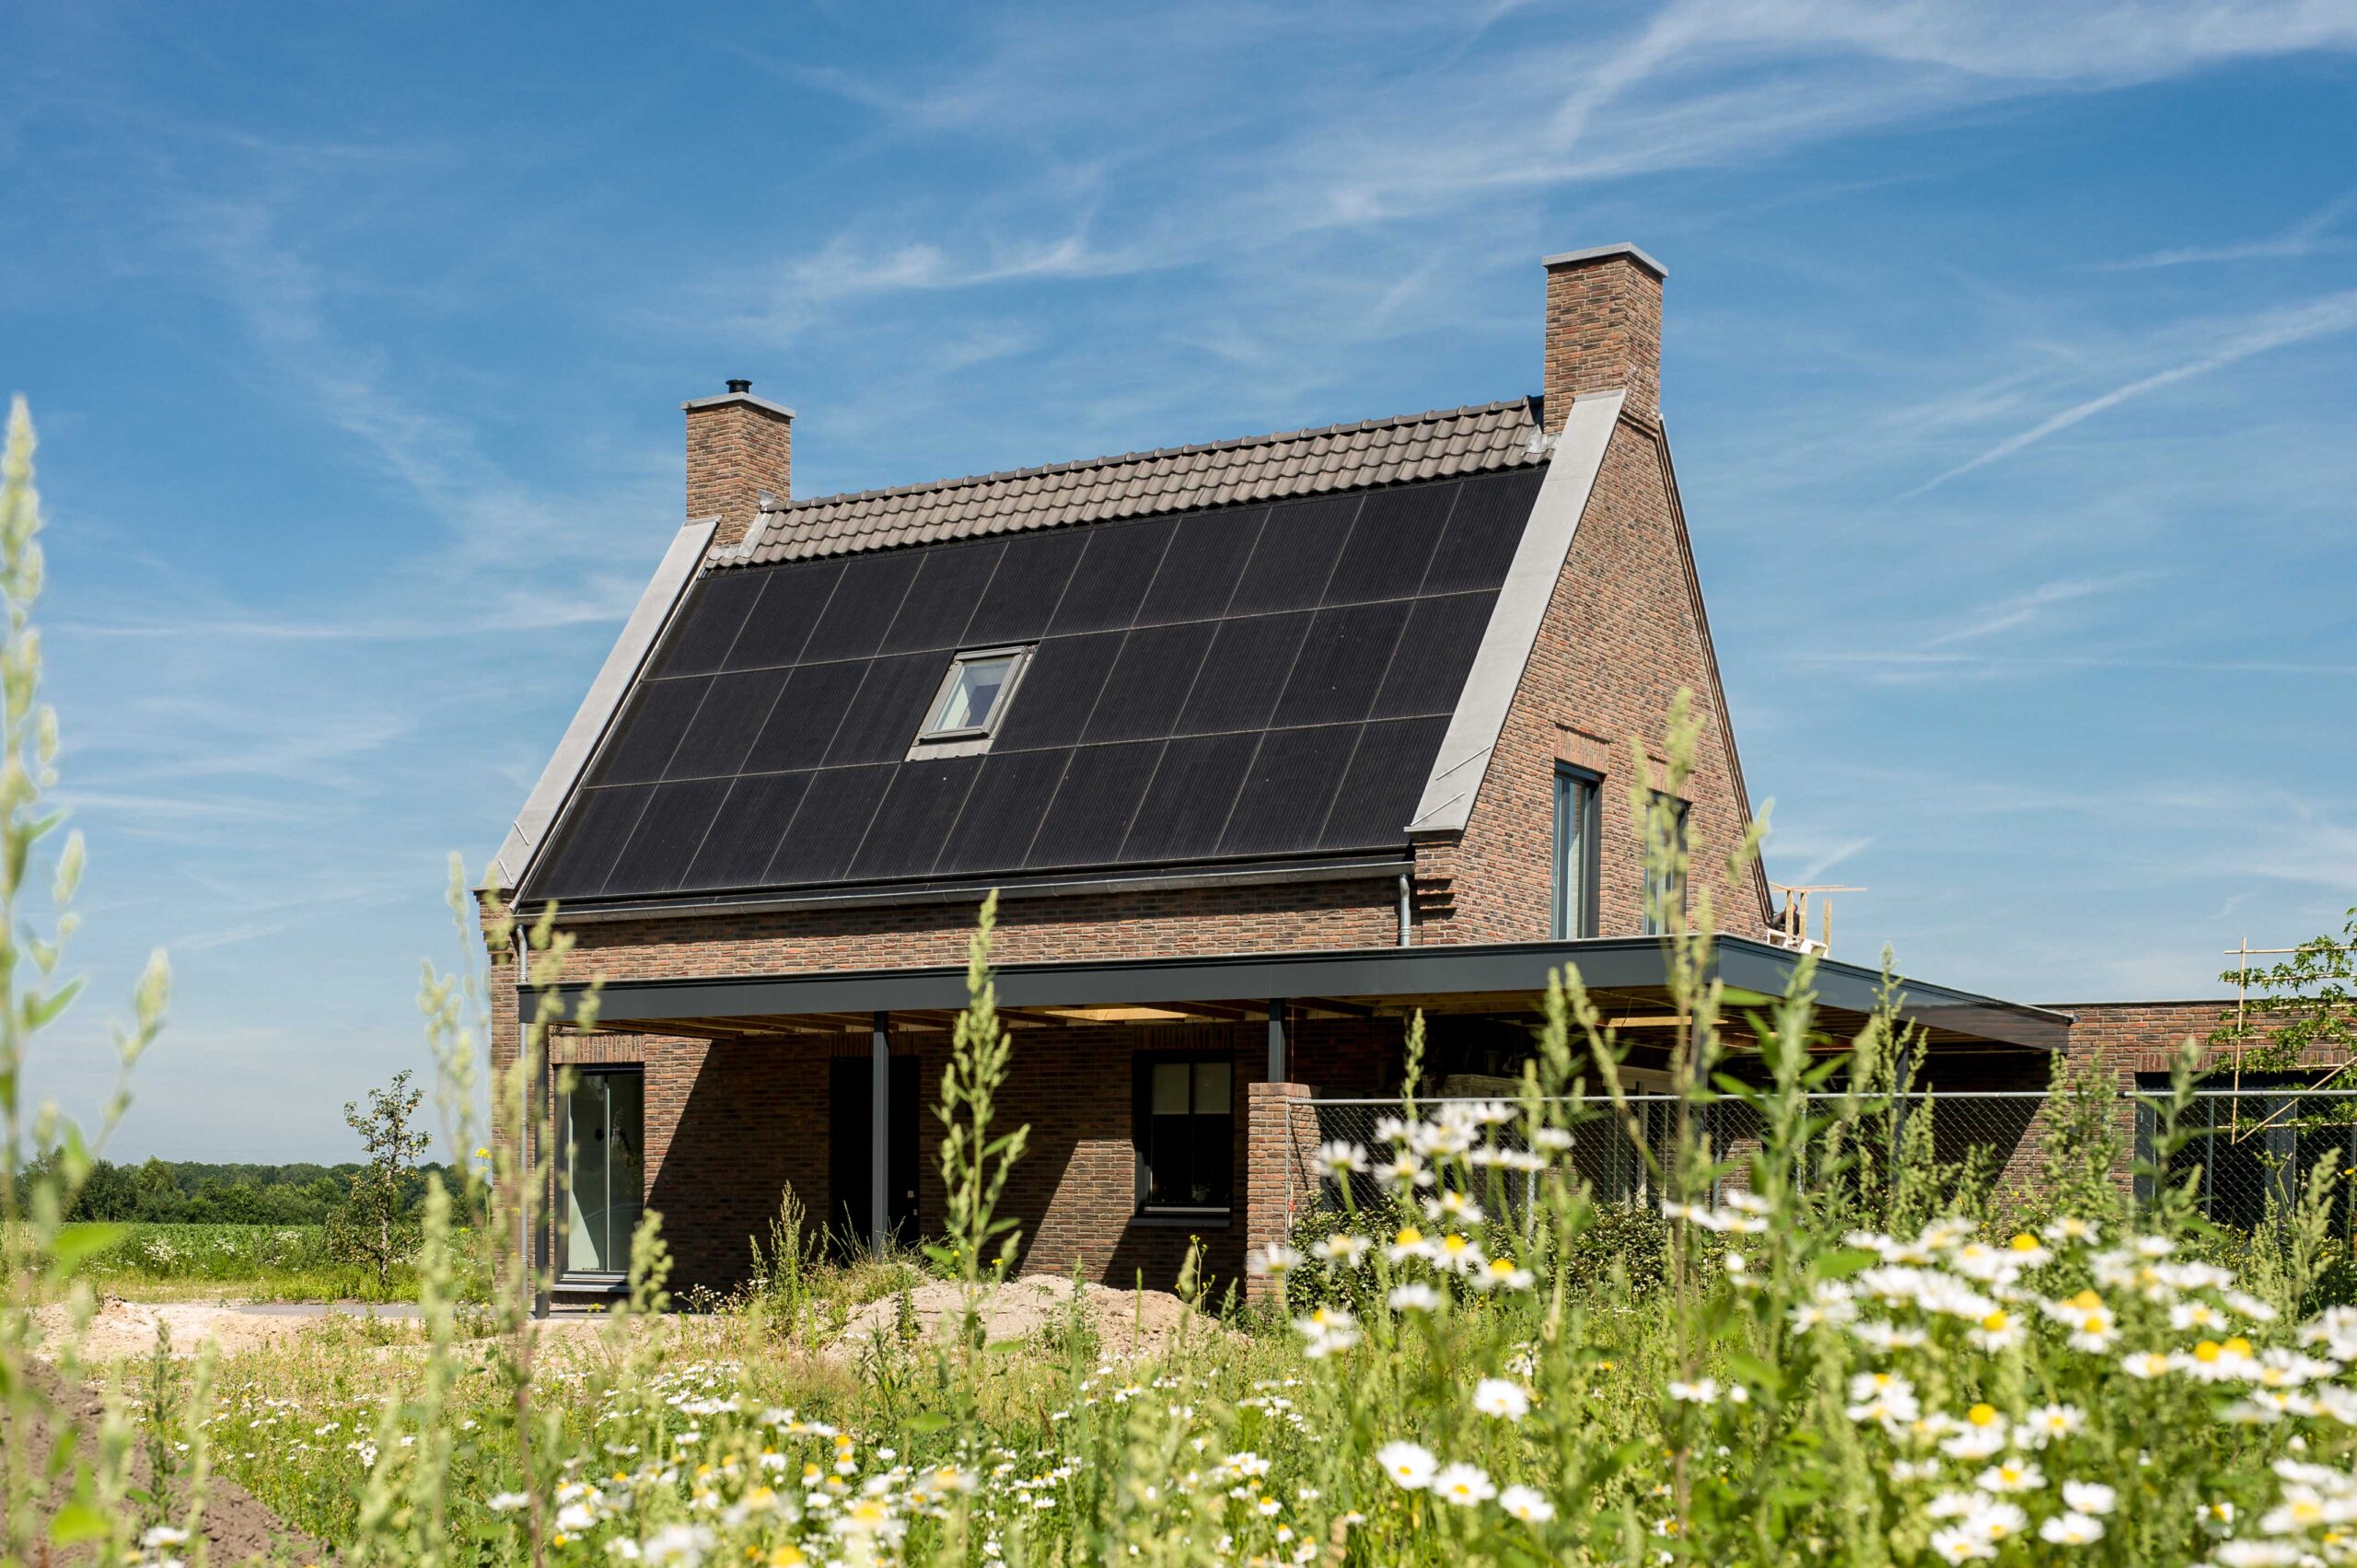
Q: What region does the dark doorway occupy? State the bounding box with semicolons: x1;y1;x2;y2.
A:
830;1055;922;1255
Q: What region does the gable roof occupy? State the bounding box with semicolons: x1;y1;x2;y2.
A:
724;399;1546;566
519;463;1550;909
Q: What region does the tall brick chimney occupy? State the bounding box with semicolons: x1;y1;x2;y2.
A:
1541;244;1665;436
684;379;793;550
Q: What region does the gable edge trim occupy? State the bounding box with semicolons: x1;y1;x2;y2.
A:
1404;390;1622;835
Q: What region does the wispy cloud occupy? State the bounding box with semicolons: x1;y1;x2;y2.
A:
2095;189;2357;271
1903;287;2357;495
1922;573;2159;648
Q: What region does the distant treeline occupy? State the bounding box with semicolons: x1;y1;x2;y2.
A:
27;1155;459;1226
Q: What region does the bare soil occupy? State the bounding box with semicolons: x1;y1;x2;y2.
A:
21;1367;329;1565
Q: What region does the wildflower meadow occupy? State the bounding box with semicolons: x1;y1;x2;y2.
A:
7;390;2357;1568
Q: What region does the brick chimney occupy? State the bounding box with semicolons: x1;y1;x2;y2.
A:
683;379;794;550
1541;244;1665;436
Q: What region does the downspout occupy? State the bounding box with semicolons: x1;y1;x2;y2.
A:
1397;872;1413;947
511;927;539;1318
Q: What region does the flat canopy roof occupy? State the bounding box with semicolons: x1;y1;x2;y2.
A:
529;935;2070;1055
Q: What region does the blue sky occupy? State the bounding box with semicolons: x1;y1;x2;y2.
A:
4;2;2353;1160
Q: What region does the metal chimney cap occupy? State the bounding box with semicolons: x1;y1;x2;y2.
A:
726;377;753;394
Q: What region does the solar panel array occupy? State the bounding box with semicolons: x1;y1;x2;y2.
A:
522;466;1546;904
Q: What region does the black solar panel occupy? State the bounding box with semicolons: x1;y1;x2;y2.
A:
742;661;865;773
800;552;922;664
762;764;894;885
654;569;764;677
991;632;1120;750
682;772;813;889
1176;612;1310;736
1136;507;1263;625
935;749;1067;874
722;558;842;671
1370;593;1498;719
1420;467;1543;594
606;777;732;894
963;529;1086;645
879;540;1001;655
1028;741;1160;868
1118;731;1257;863
590;679;708;785
823;652;949;766
666;668;790;780
1271;601;1411;728
846;757;981;881
1048;517;1175;634
531;784;655;900
1319;717;1449;848
1082;621;1216;743
1326;482;1455;605
1227;494;1360;615
1218;725;1357;858
522;466;1543;904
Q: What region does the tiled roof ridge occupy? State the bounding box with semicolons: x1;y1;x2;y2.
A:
772;395;1542;517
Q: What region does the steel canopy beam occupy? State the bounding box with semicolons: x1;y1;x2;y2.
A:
528;935;2070;1054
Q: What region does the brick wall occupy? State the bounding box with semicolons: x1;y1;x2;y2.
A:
684;390;792;552
512;1013;1418;1302
561;877;1399;983
1544;248;1663;433
1417;416;1768;946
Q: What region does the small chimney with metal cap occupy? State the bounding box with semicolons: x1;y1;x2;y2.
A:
683;377;793;551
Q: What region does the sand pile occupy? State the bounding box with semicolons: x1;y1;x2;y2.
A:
831;1276;1205;1365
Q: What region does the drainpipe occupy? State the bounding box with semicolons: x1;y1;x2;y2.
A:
512;928;547;1319
1397;872;1413;947
870;1012;890;1260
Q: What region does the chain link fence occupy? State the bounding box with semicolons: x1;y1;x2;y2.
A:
1287;1088;2357;1237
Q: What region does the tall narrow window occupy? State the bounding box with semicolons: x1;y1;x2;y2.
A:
562;1069;644;1278
1641;792;1689;936
1551;766;1600;939
1134;1054;1234;1214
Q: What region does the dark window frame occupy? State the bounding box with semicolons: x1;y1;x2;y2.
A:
1551;764;1602;940
1131;1050;1237;1219
555;1063;646;1285
1640;790;1689;936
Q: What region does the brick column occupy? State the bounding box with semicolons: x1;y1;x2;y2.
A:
1245;1082;1318;1301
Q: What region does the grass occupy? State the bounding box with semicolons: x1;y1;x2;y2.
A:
60;1222;473;1302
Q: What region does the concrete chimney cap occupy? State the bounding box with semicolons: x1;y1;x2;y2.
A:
1542;242;1666;279
681;387;796;418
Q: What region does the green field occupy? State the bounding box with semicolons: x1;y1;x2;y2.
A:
62;1221;466;1302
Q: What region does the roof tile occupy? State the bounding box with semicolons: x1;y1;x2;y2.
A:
726;397;1544;565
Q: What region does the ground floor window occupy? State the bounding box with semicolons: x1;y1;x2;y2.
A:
563;1068;644;1277
1134;1054;1234;1214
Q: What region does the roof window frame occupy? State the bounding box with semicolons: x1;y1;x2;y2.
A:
907;643;1035;759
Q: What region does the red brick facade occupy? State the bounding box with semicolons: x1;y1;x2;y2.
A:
1415;416;1770;946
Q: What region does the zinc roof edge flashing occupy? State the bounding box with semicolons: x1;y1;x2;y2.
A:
486;514;720;895
1405;390;1621;840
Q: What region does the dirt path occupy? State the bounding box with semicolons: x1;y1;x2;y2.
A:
20;1367;329;1565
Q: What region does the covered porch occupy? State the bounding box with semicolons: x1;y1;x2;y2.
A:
528;937;2068;1306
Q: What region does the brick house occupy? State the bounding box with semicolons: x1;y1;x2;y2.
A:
482;244;2212;1307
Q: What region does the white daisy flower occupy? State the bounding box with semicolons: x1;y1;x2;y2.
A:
1375;1442;1436;1491
1472;1378;1530;1421
1431;1463;1496;1507
1498;1483;1555;1523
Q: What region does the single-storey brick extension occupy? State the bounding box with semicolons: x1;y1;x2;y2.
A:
482;244;2231;1307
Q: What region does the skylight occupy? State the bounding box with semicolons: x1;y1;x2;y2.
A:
915;646;1028;750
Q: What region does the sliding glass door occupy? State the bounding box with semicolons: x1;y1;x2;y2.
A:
563;1070;644;1277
